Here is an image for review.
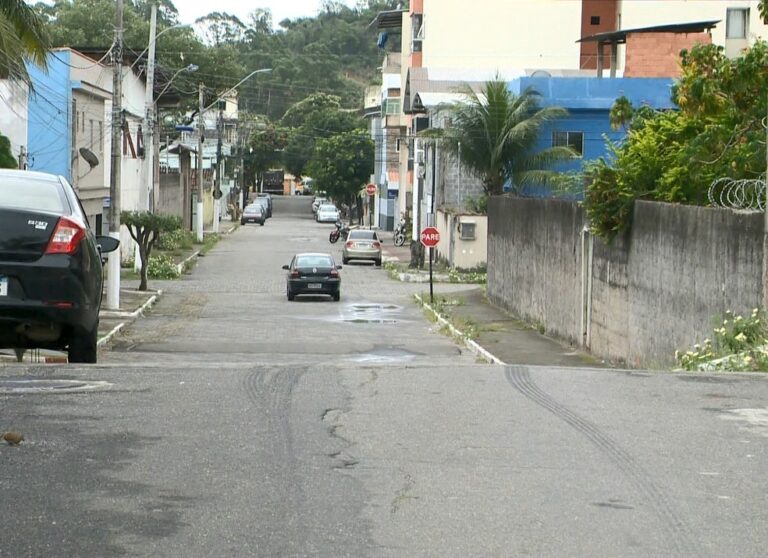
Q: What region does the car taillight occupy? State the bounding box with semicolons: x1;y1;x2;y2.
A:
291;270;300;278
372;241;381;249
345;241;354;248
45;216;86;255
330;269;339;277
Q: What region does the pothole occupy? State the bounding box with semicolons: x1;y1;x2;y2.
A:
0;378;113;394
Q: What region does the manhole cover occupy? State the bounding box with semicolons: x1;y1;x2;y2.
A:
0;378;112;394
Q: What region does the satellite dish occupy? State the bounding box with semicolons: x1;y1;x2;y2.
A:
79;147;100;169
530;70;552;78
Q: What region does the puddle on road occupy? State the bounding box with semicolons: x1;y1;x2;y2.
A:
297;302;407;325
0;377;112;394
348;346;420;363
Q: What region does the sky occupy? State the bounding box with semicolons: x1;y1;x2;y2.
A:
174;0;357;27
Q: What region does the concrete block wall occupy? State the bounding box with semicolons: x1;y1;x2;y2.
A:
488;197;765;367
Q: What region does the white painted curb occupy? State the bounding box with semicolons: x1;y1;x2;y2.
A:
415;294;506;365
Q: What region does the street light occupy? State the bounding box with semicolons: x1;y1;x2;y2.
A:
155;64;198;103
130;23;190;71
195;68;272;240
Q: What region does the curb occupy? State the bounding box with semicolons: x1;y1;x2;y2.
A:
98;289;163;347
415;294;506;365
176;251;201;275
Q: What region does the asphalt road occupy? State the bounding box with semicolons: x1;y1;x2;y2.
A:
1;196;767;557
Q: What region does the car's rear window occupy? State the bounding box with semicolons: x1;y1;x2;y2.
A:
245;206;262;213
349;230;377;240
0;175;67;213
296;255;333;268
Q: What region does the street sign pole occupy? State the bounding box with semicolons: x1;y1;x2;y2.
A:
429;246;434;303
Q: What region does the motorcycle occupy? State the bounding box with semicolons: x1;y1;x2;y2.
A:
393;219;406;247
329;220;350;244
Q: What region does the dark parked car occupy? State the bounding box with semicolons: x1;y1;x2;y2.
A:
241;204;266;226
282;252;342;301
0;169;120;363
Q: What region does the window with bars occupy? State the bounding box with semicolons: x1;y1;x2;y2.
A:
552;131;584;157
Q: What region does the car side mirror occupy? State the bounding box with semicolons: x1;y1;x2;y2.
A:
282;264;290;270
336;265;343;270
96;235;120;254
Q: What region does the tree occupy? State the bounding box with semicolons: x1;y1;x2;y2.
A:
247;121;288;193
0;132;18;168
431;80;574;197
306;129;374;220
585;41;768;240
121;211;181;291
0;0;49;83
281;93;363;179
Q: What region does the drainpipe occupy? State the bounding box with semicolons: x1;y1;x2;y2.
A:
580;225;594;348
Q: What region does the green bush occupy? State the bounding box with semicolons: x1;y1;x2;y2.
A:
157;228;194;251
676;309;768;372
147;254;181;280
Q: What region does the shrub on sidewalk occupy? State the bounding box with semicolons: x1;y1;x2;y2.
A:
147;254;181;280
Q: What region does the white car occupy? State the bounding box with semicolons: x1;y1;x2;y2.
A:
316;205;340;223
311;197;327;213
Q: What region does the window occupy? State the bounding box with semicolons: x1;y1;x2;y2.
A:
726;8;748;39
460;222;476;241
384;97;401;115
552;131;584;157
590;15;600;25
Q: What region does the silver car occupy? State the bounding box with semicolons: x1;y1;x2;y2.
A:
342;229;382;266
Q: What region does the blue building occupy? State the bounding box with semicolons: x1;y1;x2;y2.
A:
26;49;113;227
509;76;676;195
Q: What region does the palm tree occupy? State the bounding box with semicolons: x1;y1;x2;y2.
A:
0;0;50;83
432;79;574;197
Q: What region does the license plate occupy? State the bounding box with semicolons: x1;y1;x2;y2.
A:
308;283;322;289
0;276;7;296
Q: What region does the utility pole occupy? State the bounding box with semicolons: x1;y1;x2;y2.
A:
213;108;223;233
143;2;157;212
18;146;27;170
107;0;124;310
196;82;204;242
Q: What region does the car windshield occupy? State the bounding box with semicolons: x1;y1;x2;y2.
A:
295;255;334;268
319;207;336;213
0;176;67;213
348;230;377;240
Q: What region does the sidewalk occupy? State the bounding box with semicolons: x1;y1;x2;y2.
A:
379;230;602;368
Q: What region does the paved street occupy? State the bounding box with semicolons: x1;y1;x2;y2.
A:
1;197;767;557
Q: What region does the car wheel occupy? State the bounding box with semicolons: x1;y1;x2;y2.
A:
240;219;245;225
260;221;265;226
68;323;98;363
287;290;295;301
375;258;382;267
332;291;340;302
342;257;349;265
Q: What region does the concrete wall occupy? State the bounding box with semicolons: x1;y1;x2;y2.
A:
487;197;765;367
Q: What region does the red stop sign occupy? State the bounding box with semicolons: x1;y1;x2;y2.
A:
366;183;376;196
420;226;440;247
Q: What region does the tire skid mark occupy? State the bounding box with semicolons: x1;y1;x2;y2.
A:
505;365;703;558
242;367;308;544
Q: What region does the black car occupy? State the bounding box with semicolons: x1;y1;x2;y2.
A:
0;169;119;363
241;204;266;226
283;252;342;301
